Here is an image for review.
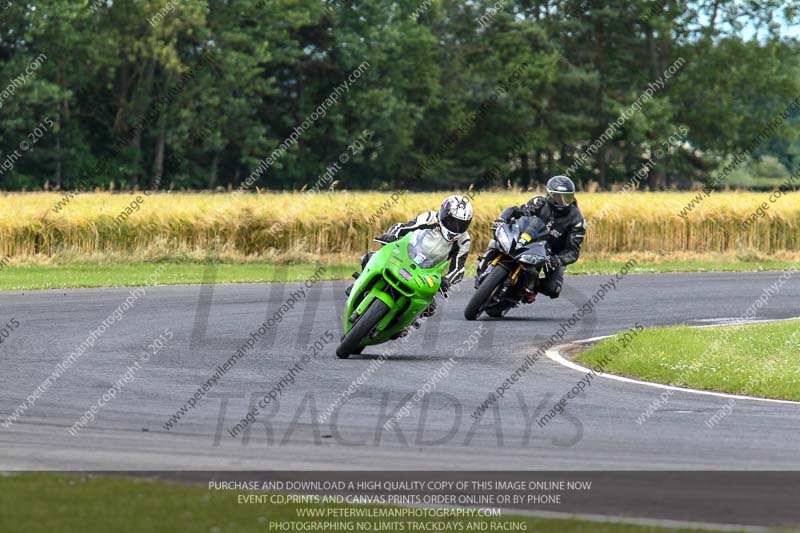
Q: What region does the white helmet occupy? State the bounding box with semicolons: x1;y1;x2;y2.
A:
437;195;473;242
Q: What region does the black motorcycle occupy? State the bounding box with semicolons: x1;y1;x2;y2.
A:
464;215;551;320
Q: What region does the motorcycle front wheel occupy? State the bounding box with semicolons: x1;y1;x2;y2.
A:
336;299;390;359
464;265;509;321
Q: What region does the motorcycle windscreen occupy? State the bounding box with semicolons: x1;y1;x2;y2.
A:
407;229;452;269
517;215;549;241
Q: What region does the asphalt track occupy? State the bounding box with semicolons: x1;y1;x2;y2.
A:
2;271;800;527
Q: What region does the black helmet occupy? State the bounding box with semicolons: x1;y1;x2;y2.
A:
545;175;576;212
437;195;473;241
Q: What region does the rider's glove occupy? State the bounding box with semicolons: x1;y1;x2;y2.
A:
491;218;505;231
530;196;546;209
439;278;451;298
374;233;397;244
545;255;563;272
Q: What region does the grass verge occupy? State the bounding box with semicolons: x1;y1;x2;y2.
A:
1;256;798;291
0;262;357;290
0;473;755;533
575;320;800;401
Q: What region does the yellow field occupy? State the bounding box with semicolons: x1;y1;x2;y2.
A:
0;191;798;263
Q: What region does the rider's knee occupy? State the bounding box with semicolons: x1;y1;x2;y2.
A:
539;279;562;299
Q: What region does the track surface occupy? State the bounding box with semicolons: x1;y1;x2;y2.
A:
2;272;800;526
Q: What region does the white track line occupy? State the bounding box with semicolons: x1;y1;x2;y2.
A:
545;317;800;406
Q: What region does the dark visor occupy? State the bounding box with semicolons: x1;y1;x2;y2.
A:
550;192;574;207
443;217;470;233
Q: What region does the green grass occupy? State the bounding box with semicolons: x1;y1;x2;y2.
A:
576;320;800;400
1;258;798;291
0;473;759;533
0;262;357;290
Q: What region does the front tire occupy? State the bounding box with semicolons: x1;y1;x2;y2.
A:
336;299;390;359
464;266;509;320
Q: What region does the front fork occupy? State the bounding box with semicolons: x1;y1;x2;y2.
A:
476;251;523;291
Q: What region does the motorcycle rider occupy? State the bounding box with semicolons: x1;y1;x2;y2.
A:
476;175;585;303
352;195;473;320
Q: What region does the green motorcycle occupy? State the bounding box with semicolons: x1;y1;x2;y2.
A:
336;229;452;359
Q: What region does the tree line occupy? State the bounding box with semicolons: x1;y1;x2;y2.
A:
1;0;799;192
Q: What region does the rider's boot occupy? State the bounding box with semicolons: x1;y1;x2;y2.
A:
522;288;536;304
521;276;541;304
411;300;438;329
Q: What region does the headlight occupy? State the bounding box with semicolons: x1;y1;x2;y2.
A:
520;252;546;265
496;227;512;252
